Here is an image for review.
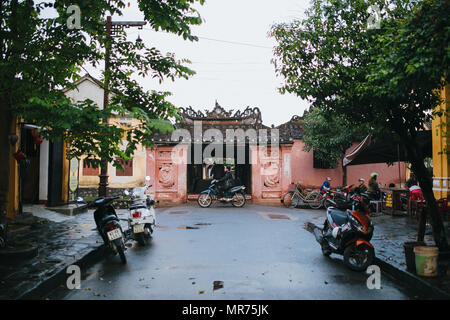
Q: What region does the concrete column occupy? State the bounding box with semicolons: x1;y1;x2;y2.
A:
39;140;49;202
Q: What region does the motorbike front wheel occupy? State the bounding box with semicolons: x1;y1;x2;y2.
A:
198;193;212;208
321;242;332;257
232;193;245;207
343;243;374;272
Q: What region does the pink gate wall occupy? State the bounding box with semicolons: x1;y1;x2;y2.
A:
146;145;188;205
251;145;292;204
290;140;406;189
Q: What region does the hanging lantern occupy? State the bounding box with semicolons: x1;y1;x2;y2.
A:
13;151;26;162
8;134;18;146
34;137;43;145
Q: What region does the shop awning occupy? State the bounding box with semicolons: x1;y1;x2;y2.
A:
343;130;432;166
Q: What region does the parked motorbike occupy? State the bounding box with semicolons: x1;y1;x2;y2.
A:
124;176;155;246
313;193;375;271
198;179;246;208
78;196;128;264
327;190;373;213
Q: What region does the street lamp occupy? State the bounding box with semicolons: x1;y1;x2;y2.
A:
98;16;146;198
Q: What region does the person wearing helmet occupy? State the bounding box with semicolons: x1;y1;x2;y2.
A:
320;177;332;193
368;172;380;199
215;165;234;199
354;178;367;194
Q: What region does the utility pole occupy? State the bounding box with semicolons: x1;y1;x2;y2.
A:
98;16;146;197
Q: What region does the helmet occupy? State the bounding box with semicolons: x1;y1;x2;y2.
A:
326;177;332;181
370;172;378;179
359;178;365;182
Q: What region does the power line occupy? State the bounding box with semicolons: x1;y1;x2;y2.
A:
196;36;272;49
140;27;272;49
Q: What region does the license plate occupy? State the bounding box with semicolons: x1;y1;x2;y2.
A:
133;224;145;234
107;228;122;241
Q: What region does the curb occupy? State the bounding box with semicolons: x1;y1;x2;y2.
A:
374;257;450;299
16;245;107;300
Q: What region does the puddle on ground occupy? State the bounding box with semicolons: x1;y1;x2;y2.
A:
169;210;189;215
331;274;363;285
268;214;290;220
213;281;224;291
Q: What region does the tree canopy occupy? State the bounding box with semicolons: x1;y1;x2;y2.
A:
0;0;205;216
302;107;367;185
270;0;449;248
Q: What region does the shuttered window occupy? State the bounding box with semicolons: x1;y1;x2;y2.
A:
313;150;336;169
116;158;133;176
82;160;100;176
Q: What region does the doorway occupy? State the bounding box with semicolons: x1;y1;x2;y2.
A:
186;144;251;194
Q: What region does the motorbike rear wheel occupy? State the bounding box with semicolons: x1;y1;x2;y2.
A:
232;193;245;207
343;243;374;272
198;193;212;208
136;226;152;246
117;246;127;264
136;233;147;246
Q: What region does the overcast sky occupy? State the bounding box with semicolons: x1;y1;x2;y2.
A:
84;0;312;126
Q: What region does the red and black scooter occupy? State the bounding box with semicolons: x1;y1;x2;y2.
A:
314;193;375;271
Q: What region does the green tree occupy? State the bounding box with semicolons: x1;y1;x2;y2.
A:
271;0;449;249
302;107;366;186
0;1;204;221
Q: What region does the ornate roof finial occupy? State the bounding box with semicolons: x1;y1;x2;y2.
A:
215;100;219;108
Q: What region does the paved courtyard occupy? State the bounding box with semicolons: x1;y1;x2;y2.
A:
46;204;420;300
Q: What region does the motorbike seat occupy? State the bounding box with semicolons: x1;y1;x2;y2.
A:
229;185;244;193
100;214;118;225
129;202;147;210
94;197;107;205
328;208;348;226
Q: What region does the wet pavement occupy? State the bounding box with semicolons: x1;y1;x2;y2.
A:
0;205;105;299
45;204;423;300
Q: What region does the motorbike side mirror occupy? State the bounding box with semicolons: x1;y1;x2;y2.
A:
124;189;130;196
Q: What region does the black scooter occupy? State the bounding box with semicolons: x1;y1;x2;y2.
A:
79;196;127;264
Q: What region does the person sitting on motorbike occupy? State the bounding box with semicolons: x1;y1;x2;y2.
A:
367;172;380;199
215;165;234;199
354;178;367;194
320;177;332;193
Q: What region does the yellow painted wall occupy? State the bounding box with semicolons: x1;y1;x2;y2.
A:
7;117;19;220
78;116;148;189
432;84;450;199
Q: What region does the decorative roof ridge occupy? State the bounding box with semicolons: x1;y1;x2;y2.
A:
178;101;263;125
